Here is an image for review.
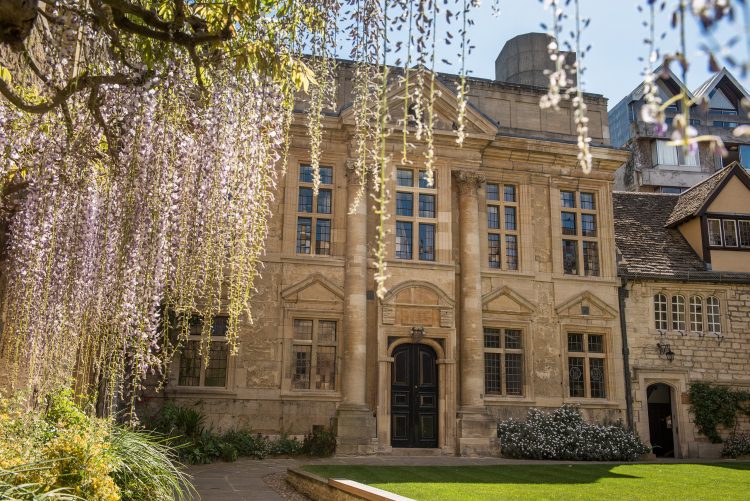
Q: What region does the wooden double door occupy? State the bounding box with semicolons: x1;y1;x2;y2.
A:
391;344;439;448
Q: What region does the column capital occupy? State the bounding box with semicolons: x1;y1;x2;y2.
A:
345;159;366;186
452;170;485;195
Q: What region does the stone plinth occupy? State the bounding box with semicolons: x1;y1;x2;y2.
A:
457;407;499;457
334;405;377;455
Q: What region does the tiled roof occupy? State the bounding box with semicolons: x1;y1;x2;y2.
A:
665;165;735;227
613;192;707;276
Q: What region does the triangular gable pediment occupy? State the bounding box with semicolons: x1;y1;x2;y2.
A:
709;88;734;110
482;286;535;315
341;72;498;137
281;274;343;303
555;291;617;320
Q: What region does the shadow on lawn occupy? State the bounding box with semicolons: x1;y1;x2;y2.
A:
306;464;644;485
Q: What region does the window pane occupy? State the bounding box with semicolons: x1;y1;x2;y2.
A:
561;191;576;208
419;223;435;261
583;241;600;277
568;357;585;397
315;346;336;390
487;206;500;229
396;221;413;259
563;240;578;275
561;212;577;235
671;295;686;331
299;165;313;183
581;214;597;237
484;352;501;395
419;194;436;218
504;185;516;203
315;219;331;255
654;294;668;330
505;235;518;271
397;169;413;187
296;217;312;254
318;320;337;343
418;170;434;188
739;221;750;248
690;296;704;332
486;183;500;201
178;340;201;386
396;192;413;216
317;189;332;214
589;358;606;398
708;219;723;246
505;353;523;396
292;346;311;389
580;192;596;210
588;334;604;353
211;317;228;337
293;319;313;340
484;328;501;348
505;329;522;349
723;220;738;247
319;167;333;185
488;234;501;268
204;341;228;387
298;187;313;212
504;207;517;231
568;333;584;352
707;296;721;333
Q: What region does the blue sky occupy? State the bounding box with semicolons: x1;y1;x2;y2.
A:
350;0;750;110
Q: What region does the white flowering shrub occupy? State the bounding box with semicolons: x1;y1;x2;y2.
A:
497;405;650;461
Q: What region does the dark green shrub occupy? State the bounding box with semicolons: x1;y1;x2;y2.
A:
497;405;650;461
221;430;272;459
301;427;336;457
722;433;750;458
269;434;303;456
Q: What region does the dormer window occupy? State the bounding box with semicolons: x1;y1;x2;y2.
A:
707;217;750;248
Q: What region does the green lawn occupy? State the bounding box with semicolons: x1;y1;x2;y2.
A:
304;463;750;500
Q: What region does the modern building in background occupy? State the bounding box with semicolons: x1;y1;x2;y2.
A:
609;67;750;193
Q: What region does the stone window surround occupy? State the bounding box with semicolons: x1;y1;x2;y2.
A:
651;289;724;334
172;315;237;394
281;306;343;399
481;323;532;400
393;166;438;262
555;187;602;278
296;164;334;256
561;326;614;403
483;182;520;271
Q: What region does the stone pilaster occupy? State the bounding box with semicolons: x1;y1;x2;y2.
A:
335;161;377;455
453;170;498;456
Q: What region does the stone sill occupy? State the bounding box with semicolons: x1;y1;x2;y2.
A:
381;259;456;271
165;387;238;397
277;255;345;266
552;273;618;285
562;398;623;408
280;391;342;401
484;397;537;406
481;269;536;279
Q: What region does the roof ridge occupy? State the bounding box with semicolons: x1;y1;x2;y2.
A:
613;191;678;196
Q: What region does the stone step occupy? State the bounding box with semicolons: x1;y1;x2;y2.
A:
387;448;445;457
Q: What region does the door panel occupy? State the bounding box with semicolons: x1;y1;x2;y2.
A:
391;344;438;448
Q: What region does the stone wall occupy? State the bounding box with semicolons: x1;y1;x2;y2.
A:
624;279;750;457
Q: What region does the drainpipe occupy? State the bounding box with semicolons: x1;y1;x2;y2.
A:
618;276;634;431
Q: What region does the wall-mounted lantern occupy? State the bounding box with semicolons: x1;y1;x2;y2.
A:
657;342;675;362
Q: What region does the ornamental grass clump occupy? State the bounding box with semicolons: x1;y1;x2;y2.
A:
0;391;192;500
497;405;650;461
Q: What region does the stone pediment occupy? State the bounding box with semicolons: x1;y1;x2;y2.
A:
555;291;616;320
381;281;454;328
281;274;343;304
341;73;498;137
482;286;535;316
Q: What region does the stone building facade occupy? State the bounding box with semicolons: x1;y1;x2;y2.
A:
614;164;750;458
145;33;632;456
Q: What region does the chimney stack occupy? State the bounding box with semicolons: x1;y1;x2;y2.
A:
495;33;576;88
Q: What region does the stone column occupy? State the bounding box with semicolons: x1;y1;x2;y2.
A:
341;162;368;408
335;161;376;454
453;170;498;457
455;171;486;408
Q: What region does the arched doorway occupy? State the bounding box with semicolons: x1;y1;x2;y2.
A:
390;344;438;448
647;383;676;457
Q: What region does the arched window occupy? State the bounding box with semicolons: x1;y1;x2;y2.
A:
671;295;686;331
654;293;668;330
689;295;704;332
707;296;721;333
